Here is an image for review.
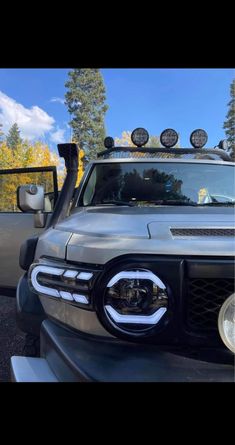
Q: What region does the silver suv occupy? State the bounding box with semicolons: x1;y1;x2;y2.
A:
11;128;235;381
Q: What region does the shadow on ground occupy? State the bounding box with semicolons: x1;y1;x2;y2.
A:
0;296;25;382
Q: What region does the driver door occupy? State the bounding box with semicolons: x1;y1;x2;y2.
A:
0;166;58;294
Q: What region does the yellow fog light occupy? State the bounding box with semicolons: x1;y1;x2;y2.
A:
218;293;235;353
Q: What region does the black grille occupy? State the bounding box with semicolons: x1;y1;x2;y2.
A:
171;228;235;237
187;278;235;331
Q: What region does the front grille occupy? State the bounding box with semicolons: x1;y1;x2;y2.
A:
187;278;235;331
171;228;235;237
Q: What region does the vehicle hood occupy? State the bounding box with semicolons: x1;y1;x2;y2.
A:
36;206;235;264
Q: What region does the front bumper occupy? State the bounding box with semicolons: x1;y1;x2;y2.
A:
11;319;234;382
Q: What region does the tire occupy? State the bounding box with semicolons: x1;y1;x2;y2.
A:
23;333;40;357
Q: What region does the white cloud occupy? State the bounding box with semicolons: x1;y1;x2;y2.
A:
50;97;65;105
0;91;55;140
50;128;66;144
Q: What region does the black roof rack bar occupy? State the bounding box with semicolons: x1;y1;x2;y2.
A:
97;147;232;161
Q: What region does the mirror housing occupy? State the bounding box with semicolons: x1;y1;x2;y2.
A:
17;185;44;212
17;185;46;228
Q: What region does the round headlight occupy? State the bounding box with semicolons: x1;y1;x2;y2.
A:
96;268;170;338
190;129;208;148
160;129;178;148
131;128;149;147
218;293;235;353
104;136;114;149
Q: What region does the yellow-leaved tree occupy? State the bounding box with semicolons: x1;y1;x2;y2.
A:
0;140;65;212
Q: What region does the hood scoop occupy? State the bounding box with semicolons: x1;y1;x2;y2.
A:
170;228;235;237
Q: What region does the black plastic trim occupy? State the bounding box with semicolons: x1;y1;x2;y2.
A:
93;254;235;346
19;236;38;271
97;146;232;161
40;319;234;382
187;259;235;278
16;273;45;336
48;143;78;228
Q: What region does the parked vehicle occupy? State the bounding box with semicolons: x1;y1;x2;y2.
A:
11;128;235;381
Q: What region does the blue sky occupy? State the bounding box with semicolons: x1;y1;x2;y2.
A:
0;68;234;151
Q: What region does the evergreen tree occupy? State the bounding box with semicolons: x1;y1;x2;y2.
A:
65;69;108;159
223;79;235;159
6;123;22;150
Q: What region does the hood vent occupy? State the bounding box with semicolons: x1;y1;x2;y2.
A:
171;228;235;237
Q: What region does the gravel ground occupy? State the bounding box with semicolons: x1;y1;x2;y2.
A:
0;295;25;382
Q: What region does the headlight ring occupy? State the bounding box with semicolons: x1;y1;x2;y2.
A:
95;265;173;340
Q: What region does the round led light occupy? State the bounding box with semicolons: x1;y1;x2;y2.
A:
104;136;114;149
131;128;149;147
160;129;178;148
190;129;208;148
99;268;169;337
218;293;235;354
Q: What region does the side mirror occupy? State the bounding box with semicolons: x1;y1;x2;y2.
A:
17;184;44;212
17;185;46;228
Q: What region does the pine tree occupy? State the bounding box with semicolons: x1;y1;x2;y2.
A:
6;123;22;150
223;79;235;159
65;69;108;159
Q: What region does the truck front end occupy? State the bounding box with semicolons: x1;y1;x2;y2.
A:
11;129;235;381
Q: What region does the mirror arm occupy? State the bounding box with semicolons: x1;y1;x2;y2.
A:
34;211;47;228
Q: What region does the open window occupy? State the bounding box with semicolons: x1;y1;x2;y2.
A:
0;166;58;292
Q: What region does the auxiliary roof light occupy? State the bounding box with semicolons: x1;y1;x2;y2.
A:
104;136;114;149
131;128;149;147
160;129;179;148
190;129;208;148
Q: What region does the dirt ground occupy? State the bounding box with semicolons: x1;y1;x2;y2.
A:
0;295;25;382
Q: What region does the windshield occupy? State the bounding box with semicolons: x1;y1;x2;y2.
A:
79;162;235;206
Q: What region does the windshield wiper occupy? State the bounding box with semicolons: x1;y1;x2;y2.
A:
199;201;235;206
93;200;135;207
149;200;198;206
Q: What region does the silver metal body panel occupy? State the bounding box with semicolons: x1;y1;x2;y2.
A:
39;295;114;338
11;356;58;382
0;213;44;288
34;228;72;261
48;207;235;265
